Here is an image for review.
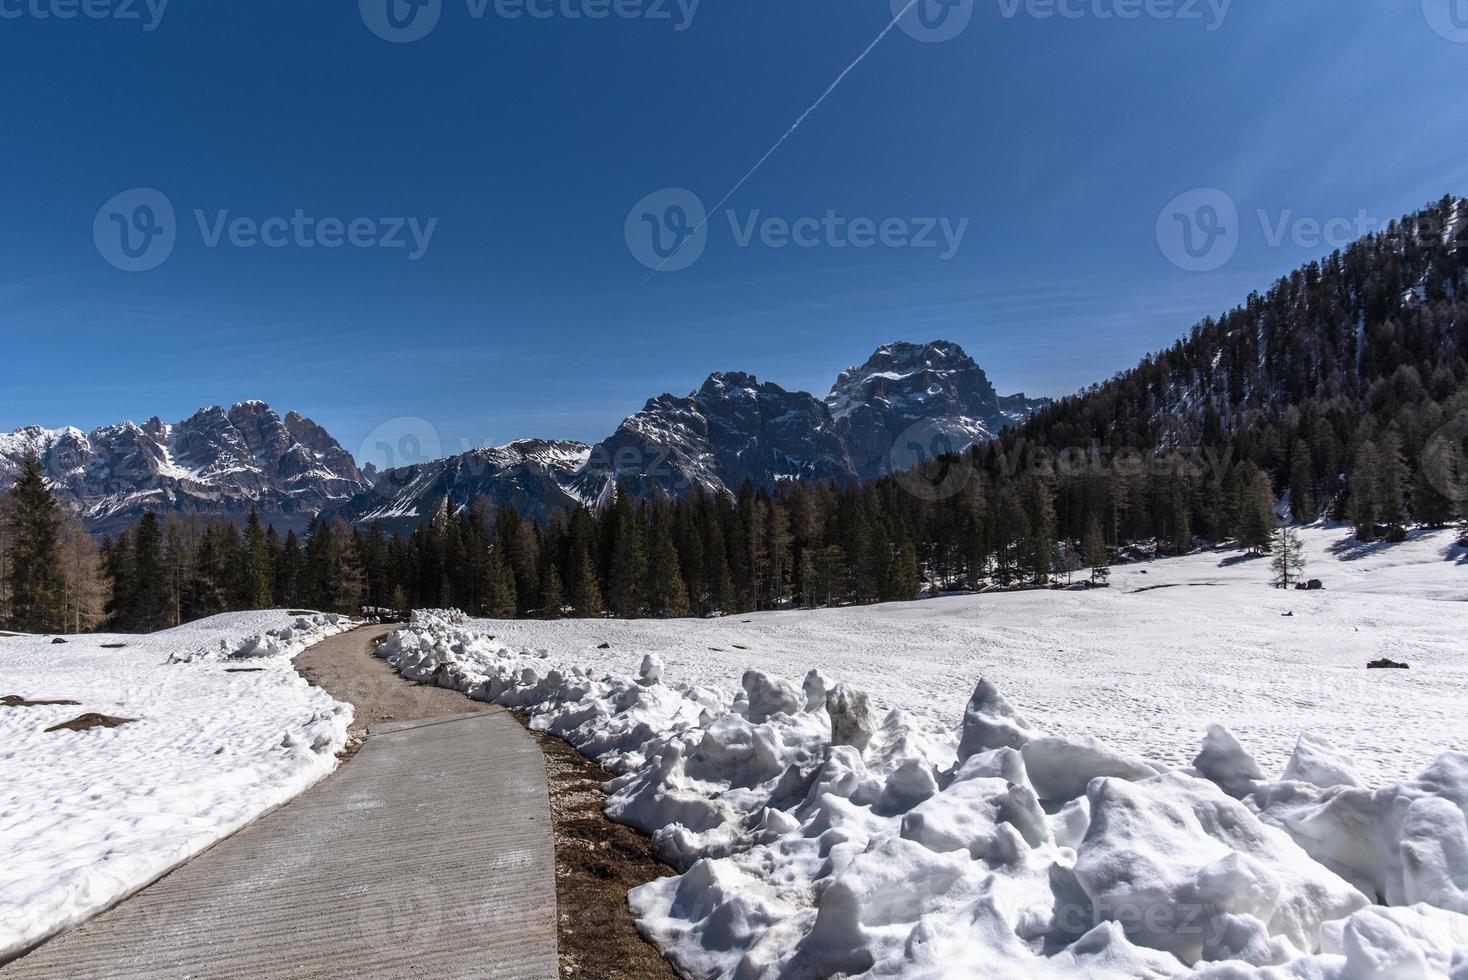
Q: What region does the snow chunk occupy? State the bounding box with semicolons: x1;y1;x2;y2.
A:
1282;732;1364;789
1194;724;1266;799
1074;771;1368;965
1022;734;1160;802
826;683;878;752
957;679;1033;761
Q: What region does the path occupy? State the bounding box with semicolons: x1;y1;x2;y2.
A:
3;626;559;979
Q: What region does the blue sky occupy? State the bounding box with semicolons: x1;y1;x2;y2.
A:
2;0;1466;464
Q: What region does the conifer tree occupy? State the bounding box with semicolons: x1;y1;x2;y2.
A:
3;453;64;633
242;508;273;609
541;563;563;619
571;545;603;618
131;513;170;632
1347;442;1381;540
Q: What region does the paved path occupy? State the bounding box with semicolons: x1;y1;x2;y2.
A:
4;627;559;979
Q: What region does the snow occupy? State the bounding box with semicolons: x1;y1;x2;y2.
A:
372;524;1468;977
0;610;355;961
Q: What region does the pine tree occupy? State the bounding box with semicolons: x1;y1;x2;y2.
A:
1347;442;1381;540
1376;429;1410;528
541;563;564;619
103;532;136;630
1288;449;1317;523
2;453;64;632
571;545;603;618
131;513;170;632
241;508;273;609
485;545;518;619
1237;469;1276;555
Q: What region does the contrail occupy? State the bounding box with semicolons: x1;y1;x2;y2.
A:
640;0;922;285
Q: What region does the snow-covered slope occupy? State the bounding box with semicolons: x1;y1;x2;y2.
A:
0;611;355;961
371;525;1468;977
0;402;368;534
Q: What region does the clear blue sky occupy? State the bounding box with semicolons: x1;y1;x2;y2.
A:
2;0;1465;463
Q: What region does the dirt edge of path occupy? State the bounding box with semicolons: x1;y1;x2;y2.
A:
512;715;681;980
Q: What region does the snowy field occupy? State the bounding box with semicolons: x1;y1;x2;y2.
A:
376;525;1468;978
0;611;354;961
487;525;1468;785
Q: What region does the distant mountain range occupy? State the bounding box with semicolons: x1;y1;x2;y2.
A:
0;341;1048;534
0;402;368;534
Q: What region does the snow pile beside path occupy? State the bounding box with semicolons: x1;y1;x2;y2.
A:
377;610;1468;978
171;611;356;663
0;611;355;962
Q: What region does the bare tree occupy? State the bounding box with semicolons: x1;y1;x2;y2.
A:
1270;521;1306;590
59;515;109;633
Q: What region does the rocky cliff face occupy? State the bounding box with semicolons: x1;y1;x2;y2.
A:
0;401;368;534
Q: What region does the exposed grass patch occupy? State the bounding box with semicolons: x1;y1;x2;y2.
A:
45;714;134;733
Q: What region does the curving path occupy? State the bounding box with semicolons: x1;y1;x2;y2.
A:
3;626;559;980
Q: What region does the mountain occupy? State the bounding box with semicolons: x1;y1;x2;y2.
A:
332;439;592;535
0;401;368;534
827;341;1049;480
566;371;856;502
341;342;1044;526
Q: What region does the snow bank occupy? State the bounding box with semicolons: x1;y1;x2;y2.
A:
376;610;1468;978
0;610;355;961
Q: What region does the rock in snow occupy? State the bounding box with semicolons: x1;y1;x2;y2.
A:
372;610;1468;979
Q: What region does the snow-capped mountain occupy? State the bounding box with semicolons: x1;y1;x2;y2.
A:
567;372;856;502
334;439;593;534
828;341;1050;480
325;341;1043;527
0;402;368;534
3;343;1045;533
